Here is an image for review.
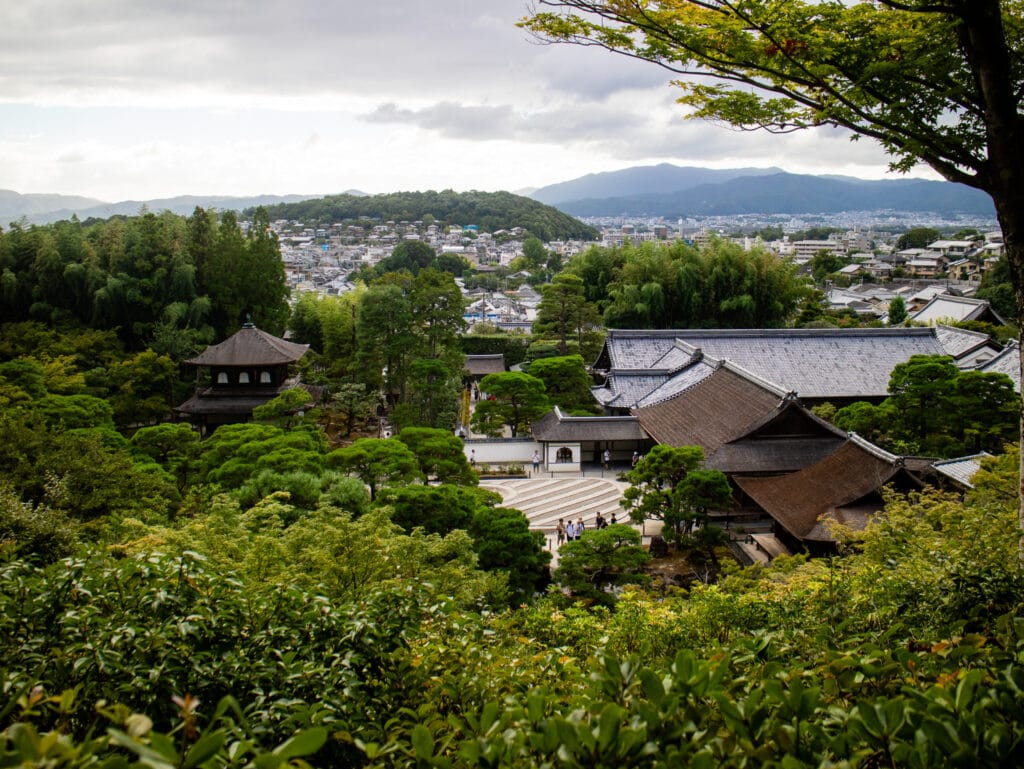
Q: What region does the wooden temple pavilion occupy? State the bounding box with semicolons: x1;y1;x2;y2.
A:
175;322;312;434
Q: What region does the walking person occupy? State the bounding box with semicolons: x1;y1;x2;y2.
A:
632;451;639;468
532;450;540;475
576;516;586;538
556;518;566;546
469;449;476;467
565;519;578;541
602;448;610;470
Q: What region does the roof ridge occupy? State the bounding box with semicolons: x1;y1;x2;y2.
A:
718;359;792;398
845;432;901;464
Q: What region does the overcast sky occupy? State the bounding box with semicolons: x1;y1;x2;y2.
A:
0;0;939;202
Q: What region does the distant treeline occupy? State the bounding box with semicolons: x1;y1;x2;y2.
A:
253;190;600;242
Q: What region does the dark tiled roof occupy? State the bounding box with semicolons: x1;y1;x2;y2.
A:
531;407;648;442
704;399;847;473
708;437;845;474
631;362;786;452
186;326;309;366
175;392;280;415
464;354;506;376
733;436;903;544
934;325;996;359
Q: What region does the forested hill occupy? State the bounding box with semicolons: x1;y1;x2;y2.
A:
255;190;600;242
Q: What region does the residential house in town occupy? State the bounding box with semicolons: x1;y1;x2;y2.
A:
909;293;1007;327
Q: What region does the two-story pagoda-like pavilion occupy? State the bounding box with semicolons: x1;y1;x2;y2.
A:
175;322;311;434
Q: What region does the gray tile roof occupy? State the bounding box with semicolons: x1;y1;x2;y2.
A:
464;354;506;376
979;341;1021;391
599;328;954;404
934;324;996;358
635;359;718;407
593;373;677;408
931;453;992;489
911;294;1004;324
531;407;648;442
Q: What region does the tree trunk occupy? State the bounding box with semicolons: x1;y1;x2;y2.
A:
958;0;1024;561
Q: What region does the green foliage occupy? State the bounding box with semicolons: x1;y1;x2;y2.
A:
976;255;1016;320
256;190;600;242
458;333;532;368
533;273;603;358
837;355;1020;456
374;484;550;601
327;437;420;500
470;371;551;437
395;426;477;485
896;227;941;251
888;294;908;324
553;524;650;605
592;239;809;329
808;250;848;283
620;445;733;544
377;239;437;275
130;422;200;490
251;387;314;429
526;355;598;413
0;208;288;353
0;484;78;564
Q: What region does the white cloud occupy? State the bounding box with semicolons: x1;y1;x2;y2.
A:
0;0;940;200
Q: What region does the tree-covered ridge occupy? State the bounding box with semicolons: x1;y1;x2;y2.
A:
254;190;600;242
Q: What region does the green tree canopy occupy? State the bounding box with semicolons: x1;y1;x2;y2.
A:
527;355;597;414
620;445;733;544
552;524;650;605
896;227;942;251
470;371;551;438
395;426;477;485
327;437;421;500
888;295;908;325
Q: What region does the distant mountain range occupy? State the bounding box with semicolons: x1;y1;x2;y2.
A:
0;191;366;226
529;164;995;218
2;163;996;226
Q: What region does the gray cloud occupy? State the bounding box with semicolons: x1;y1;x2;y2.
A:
0;0;671;105
362;99;646;143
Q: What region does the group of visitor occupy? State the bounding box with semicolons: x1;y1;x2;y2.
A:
556;511;618;546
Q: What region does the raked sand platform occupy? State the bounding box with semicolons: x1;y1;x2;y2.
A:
479;477;659;565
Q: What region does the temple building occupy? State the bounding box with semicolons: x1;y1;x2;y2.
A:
175;322;314;434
